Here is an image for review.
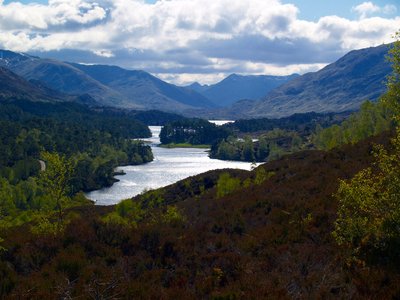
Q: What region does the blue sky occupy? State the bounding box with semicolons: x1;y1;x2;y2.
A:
285;0;398;20
0;0;399;84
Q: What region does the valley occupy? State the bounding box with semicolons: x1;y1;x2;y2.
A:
0;6;399;297
87;125;256;205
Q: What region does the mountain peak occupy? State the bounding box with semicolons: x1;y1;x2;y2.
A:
195;73;300;106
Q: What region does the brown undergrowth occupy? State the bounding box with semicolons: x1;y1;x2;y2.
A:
1;131;399;299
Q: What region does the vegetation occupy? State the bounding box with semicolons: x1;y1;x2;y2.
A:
313;100;393;150
160;118;231;145
210;111;350;162
333;129;400;264
159;143;210;149
1;30;399;300
210;130;304;162
0;99;153;233
1;130;398;298
224;111;349;134
39;151;73;224
332;32;400;267
216;172;241;198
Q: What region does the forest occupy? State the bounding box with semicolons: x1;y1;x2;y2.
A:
0;33;399;299
210;103;393;162
159;118;231;146
0;99;153;230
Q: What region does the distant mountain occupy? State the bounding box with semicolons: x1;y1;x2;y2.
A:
0;51;130;108
186;82;210;93
0;50;215;112
187;74;299;107
0;66;62;102
239;44;392;118
0;66;98;107
71;63;216;111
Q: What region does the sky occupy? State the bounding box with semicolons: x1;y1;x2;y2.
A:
0;0;399;85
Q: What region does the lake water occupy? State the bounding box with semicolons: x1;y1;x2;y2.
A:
86;124;256;205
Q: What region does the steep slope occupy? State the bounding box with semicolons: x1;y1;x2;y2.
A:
0;50;215;112
191;73;299;106
0;66;69;102
70;63;216;111
0;51;133;108
238;44;392;118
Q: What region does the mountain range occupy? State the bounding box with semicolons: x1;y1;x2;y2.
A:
237;43;392;118
0;50;215;113
187;73;299;106
0;65;99;107
0;43;393;118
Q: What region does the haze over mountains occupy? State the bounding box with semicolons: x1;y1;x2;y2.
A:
0;43;393;119
0;50;215;112
70;63;215;111
186;74;299;106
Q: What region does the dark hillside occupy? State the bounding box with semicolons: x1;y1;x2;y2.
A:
1;131;399;299
230;43;392;118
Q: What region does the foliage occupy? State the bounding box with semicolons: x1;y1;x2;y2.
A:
333;34;400;265
224;111;349;134
161;206;186;225
160;118;231;145
30;215;64;236
382;31;400;121
115;199;144;225
39;151;73;222
315;34;400;150
254;167;275;185
314;101;393;150
0;129;398;299
216;173;241;198
333;129;400;264
211;135;286;162
0;99;153;233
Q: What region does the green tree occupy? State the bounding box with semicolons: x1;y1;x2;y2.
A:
39;151;73;224
333;129;400;261
257;137;269;161
216;173;241;198
381;31;400;123
241;136;255;162
333;31;400;263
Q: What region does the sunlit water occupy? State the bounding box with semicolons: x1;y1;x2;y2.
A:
86;123;256;205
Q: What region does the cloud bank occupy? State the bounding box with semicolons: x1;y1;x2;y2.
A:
0;0;398;84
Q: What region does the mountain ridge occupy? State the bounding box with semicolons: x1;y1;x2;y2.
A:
0;50;215;113
186;73;299;107
238;43;392;118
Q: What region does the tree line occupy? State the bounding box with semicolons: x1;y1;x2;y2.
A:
0;100;153;222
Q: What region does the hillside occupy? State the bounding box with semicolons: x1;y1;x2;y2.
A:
0;51;131;108
231;44;392;118
189;73;299;106
1;130;398;298
0;50;216;112
0;66;61;102
71;63;216;111
0;66;100;107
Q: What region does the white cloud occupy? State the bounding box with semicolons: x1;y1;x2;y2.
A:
352;1;398;19
93;49;114;58
0;0;398;84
